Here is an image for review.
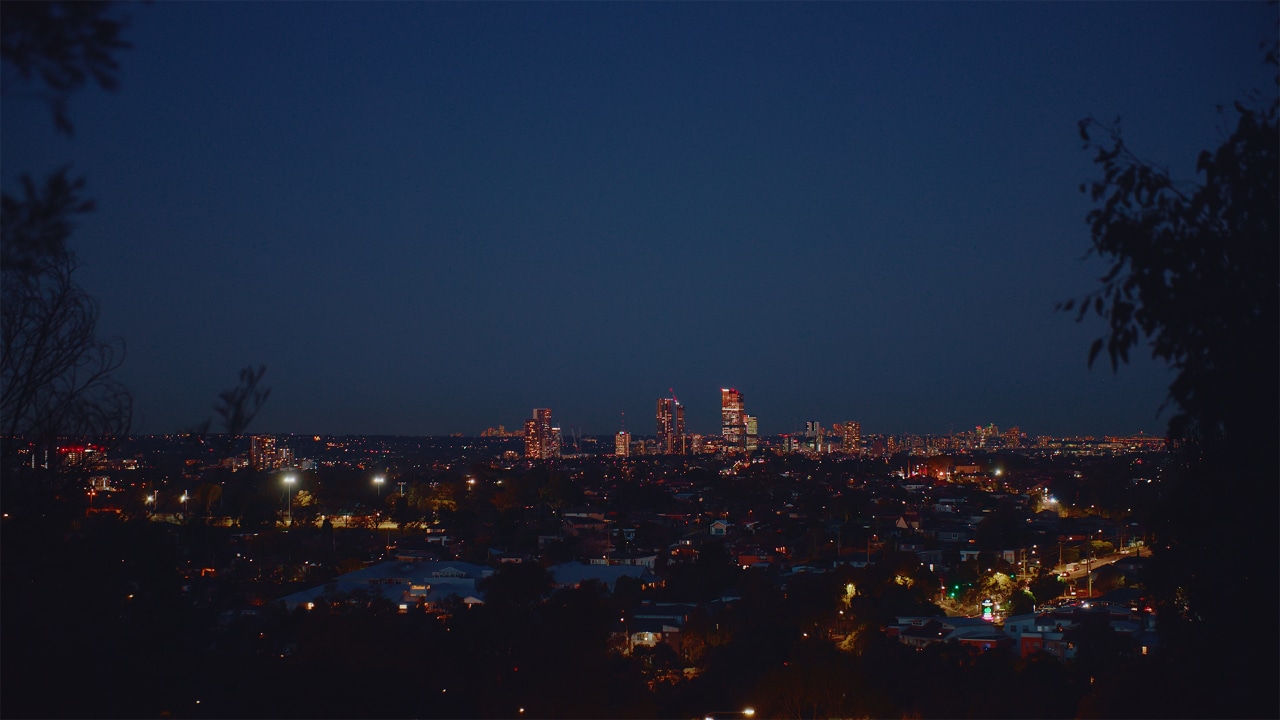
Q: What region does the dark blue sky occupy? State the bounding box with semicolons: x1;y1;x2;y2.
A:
3;2;1273;437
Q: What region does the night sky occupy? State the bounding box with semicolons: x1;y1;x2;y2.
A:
3;2;1273;437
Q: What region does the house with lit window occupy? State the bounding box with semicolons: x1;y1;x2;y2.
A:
888;616;1010;652
278;560;491;613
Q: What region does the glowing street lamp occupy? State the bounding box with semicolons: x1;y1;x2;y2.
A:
374;475;385;497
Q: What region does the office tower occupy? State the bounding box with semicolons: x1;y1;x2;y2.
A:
523;419;539;459
550;426;563;458
744;415;759;452
523;409;560;460
250;435;277;471
615;431;630;457
843;422;861;454
656;393;686;455
721;388;745;449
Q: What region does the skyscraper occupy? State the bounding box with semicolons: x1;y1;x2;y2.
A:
843;421;861;454
744;415;759;452
656;393;686;455
250;435;277;471
523;408;559;459
615;431;630;457
721;388;745;450
523;419;539;458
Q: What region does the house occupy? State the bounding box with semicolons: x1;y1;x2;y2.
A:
935;524;973;544
622;602;699;656
278;560;492;613
1002;612;1075;660
1003;601;1154;660
588;552;659;569
894;513;922;533
890;616;1010;651
549;561;660;591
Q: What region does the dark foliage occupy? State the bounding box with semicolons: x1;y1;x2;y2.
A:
1069;43;1278;718
1;0;132;135
1;168;132;510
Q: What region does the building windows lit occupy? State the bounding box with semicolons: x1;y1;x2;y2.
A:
523;408;560;460
721;388;745;450
656;393;686;455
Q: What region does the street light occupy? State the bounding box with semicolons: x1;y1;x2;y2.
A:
374;475;385;497
181;493;189;515
284;475;296;527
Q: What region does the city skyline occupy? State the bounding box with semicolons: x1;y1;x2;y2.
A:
2;2;1269;437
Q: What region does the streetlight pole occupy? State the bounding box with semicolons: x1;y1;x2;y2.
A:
284;475;296;527
373;475;387;556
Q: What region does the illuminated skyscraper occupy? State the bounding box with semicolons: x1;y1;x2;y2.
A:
843;422;861;454
721;388;745;450
744;415;758;452
523;419;538;458
523;408;559;459
250;435;277;471
615;431;631;457
656;393;686;455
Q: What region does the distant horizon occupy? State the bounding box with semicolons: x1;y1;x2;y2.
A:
117;425;1170;441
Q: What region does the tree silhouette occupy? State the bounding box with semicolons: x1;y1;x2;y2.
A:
1069;41;1278;718
1;2;136;512
1;167;132;511
1;1;132;136
187;363;272;458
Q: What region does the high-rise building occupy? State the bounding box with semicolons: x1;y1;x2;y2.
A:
250;435;277;471
523;419;539;458
744;415;759;452
976;423;999;447
523;409;560;460
1002;426;1023;448
656;394;686;455
843;422;861;454
615;431;631;457
721;388;745;449
551;426;563;458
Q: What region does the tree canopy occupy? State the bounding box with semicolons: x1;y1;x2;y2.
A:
1070;41;1278;719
